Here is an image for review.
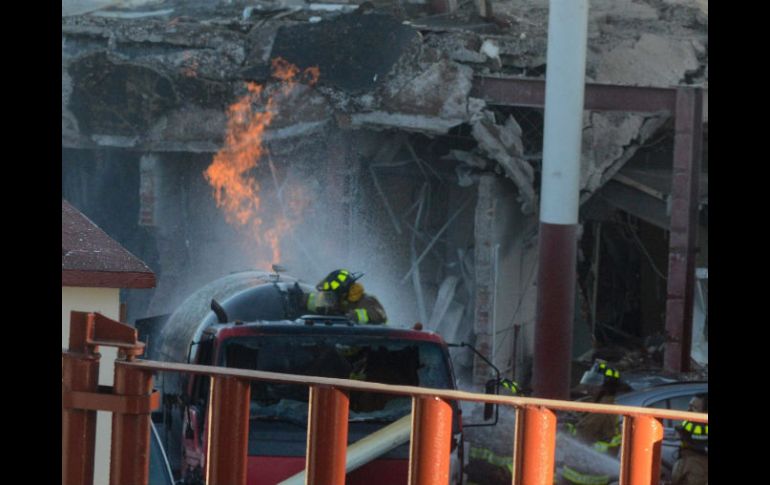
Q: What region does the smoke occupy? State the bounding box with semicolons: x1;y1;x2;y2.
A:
143;59;435;331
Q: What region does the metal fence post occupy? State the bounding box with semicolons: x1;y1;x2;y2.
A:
620;416;663;485
513;405;557;485
306;386;350;485
409;396;453;485
206;376;251;485
62;339;100;484
619;415;664;485
110;361;155;485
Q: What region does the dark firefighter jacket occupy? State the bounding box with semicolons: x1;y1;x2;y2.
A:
306;292;388;324
671;448;708;485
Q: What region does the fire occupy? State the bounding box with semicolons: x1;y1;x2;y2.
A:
204;58;319;269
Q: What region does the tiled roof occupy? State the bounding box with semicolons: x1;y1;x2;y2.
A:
62;199;155;288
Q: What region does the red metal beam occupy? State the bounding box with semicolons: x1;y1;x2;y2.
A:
306;386;350;485
619;415;664;485
63;311;148;485
124;360;708;424
512;405;557;485
471;75;677;113
664;87;703;373
409;396;453;485
472;76;704;377
110;362;155;485
62;346;100;485
206;376;251;485
533;223;577;399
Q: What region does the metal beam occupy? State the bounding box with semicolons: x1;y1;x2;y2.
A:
472;75;704;376
664;87;703;373
471;75;677;113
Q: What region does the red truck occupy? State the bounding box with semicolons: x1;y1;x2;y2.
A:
148;272;473;485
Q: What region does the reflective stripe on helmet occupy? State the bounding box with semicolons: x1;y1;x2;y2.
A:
501;379;520;395
562;466;610;485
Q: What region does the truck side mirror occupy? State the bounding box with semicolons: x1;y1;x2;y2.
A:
483;379;498;421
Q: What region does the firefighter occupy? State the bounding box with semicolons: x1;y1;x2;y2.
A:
305;269;387;324
668;420;708;485
688;393;707;414
466;379;524;485
560;360;623;485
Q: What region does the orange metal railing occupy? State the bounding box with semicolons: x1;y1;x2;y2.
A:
62;312;708;485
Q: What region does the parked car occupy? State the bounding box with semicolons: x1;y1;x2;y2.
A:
615;381;708;470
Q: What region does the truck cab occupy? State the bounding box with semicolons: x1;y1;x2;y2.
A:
171;278;463;485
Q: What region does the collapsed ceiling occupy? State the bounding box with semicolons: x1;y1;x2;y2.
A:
62;0;708;213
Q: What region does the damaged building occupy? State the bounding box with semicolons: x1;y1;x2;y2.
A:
62;0;708;389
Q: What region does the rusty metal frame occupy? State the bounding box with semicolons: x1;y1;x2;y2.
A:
206;376;251;485
619;415;665;485
130;359;706;485
63;308;709;485
62;385;159;414
62;312;158;485
512;405;557;485
664;88;704;372
64;346;708;485
409;396;453;485
471;75;704;374
306;386;350;485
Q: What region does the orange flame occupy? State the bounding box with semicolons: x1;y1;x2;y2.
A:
204;58;319;269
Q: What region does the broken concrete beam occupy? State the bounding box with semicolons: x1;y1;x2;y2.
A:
595;34;701;87
579;112;667;202
347;55;485;133
471;111;536;214
382;59;476;118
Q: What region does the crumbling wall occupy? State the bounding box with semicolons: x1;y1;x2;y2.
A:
62;0;707;381
472;175;539;384
62;2;707;204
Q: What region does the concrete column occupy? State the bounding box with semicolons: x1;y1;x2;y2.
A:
139;154;159;227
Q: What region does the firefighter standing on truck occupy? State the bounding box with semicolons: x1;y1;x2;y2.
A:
304;269;387;324
560;360;624;485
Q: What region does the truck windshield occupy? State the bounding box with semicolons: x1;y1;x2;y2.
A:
220;335;452;424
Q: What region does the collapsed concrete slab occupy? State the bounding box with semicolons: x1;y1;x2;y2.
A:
595;34;701;86
471;111;536;214
62;0;707;165
580;112;668;201
349;58;485;133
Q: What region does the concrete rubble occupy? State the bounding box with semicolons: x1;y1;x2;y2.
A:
62;0;707;213
470;111;536;214
63;3;707;478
